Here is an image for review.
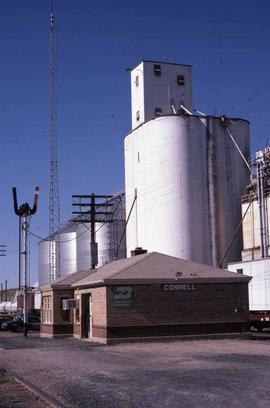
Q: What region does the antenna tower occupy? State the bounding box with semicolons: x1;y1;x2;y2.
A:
49;0;60;281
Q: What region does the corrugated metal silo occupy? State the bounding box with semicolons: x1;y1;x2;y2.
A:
76;223;91;271
38;192;126;286
38;240;50;287
96;223;110;266
38;229;77;286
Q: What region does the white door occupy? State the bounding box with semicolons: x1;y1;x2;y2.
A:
89;295;93;339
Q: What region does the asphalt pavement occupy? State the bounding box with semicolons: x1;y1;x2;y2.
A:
0;332;270;408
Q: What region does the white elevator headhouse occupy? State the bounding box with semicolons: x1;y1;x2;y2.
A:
125;60;250;267
131;61;192;130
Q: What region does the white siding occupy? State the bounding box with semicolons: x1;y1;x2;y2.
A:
229;259;270;311
242;196;270;251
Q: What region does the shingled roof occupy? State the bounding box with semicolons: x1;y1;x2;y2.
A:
63;252;251;288
41;252;251;290
40;269;92;290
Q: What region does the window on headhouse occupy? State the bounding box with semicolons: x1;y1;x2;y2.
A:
155;107;162;116
43;295;52;324
177;75;185;86
136;110;140;121
135;75;139;87
154;64;161;76
60;297;70;322
236;269;243;274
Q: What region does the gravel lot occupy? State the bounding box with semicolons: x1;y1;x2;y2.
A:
0;332;270;408
0;367;51;408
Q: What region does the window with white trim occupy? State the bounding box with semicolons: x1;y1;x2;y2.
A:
60;297;71;322
43;296;52;324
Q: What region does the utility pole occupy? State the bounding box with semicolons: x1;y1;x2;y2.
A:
18;216;22;289
90;194;97;269
0;246;7;303
12;186;40;337
49;0;60;282
72;194;113;269
5;280;7;302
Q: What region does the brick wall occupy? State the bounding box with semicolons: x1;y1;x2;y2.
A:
74;287;107;338
40;288;74;338
107;283;249;327
17;293;34;311
92;287;107;327
42;282;250;341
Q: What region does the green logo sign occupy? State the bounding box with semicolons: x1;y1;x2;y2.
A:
113;286;133;308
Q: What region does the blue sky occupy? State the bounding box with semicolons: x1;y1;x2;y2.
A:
0;0;269;288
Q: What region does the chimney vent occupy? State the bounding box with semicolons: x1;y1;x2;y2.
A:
131;247;147;257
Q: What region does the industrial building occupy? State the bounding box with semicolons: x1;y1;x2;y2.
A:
125;60;250;267
229;148;270;318
40;251;251;343
39;192;126;286
39;60;253;341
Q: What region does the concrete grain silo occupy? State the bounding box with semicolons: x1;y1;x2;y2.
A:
125;60;250;266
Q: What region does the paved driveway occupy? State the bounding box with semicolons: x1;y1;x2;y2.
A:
0;332;269;408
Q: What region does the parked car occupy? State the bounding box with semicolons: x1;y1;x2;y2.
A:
0;315;13;330
1;315;40;332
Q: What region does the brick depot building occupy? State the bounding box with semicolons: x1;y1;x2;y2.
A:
40;252;251;344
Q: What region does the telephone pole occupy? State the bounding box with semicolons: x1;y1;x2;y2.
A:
72;194;113;269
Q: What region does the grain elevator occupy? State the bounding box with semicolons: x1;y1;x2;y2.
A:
125;60;250;267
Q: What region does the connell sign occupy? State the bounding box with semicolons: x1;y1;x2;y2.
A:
161;283;196;291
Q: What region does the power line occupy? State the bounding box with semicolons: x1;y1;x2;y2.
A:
72;193;114;269
29;225;89;243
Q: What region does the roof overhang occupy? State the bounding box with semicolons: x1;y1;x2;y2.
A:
72;276;251;289
72;280;104;289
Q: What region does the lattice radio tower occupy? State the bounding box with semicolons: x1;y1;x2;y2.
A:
49;0;60;281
